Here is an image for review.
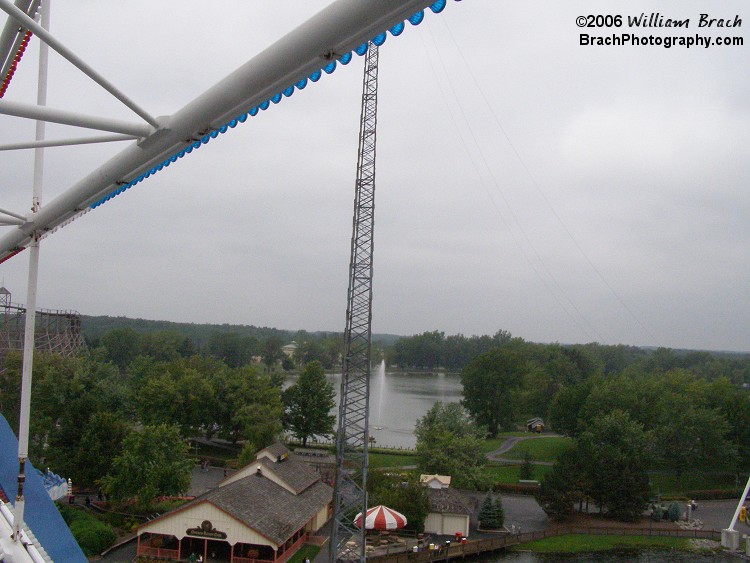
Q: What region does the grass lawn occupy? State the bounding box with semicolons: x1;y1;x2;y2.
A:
517;534;693;553
502;437;572;462
482;463;551;484
368;452;419;468
286;545;321;563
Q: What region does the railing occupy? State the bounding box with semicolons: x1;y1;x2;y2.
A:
138;545;180;558
276;533;309;563
232;558;274;563
367;526;723;563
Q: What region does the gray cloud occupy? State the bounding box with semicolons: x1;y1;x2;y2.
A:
1;0;748;351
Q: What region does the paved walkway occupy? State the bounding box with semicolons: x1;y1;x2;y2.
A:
687;499;750;533
484;434;560;466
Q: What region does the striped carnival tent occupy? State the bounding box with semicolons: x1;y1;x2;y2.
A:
354;505;407;530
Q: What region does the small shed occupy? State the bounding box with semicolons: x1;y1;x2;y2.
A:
527;417;544;433
424;488;472;537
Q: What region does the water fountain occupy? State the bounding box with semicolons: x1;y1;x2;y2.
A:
373;359;386;429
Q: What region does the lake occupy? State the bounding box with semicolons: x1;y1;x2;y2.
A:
286;362;463;449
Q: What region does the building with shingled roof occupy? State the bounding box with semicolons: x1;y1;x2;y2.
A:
136;443;332;562
424;484;473;537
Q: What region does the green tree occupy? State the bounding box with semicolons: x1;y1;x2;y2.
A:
367;471;428;533
212;365;283;445
655;404;738;488
536;447;582;521
461;347;527;436
479;494;499;529
294;340;328;368
548;380;594;437
519;452;535;481
262;336;284;371
139;331;185;362
100;327;141;369
575;410;652;521
136;362;215;436
493;496;505;528
414;402;486;489
100;424;193;506
282;361;335;446
74;412;129;487
207;332;256;368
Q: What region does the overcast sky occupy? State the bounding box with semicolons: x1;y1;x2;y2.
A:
1;1;748;352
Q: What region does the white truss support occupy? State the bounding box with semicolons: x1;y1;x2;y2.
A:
0;206;25;221
13;0;47;542
0;99;153;136
0;133;137;151
0;0;435;262
0;0;158;127
0;0;39;80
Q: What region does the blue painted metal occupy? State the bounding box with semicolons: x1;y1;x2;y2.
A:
0;415;86;562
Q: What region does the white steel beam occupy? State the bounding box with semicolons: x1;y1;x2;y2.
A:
0;0;158;127
0;0;38;80
0;206;25;220
0;133;137;151
0;0;436;260
0;99;153;136
13;0;47;542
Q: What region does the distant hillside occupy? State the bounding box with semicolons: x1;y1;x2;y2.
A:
81;315;402;347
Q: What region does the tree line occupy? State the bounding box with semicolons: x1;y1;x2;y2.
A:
0;327;340;507
454;339;750;521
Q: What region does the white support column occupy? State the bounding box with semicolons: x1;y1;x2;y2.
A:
724;472;750;549
12;0;47;542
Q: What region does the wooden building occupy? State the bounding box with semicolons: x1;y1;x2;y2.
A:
424;487;473;537
137;443;332;562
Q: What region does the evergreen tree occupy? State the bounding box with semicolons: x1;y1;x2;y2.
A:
282;361;335;446
493;495;505;528
478;494;498;529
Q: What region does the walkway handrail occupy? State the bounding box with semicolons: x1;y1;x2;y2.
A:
368;526;722;563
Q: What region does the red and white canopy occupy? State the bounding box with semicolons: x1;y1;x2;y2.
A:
354;505;407;530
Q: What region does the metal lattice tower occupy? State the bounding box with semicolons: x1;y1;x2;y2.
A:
330;41;379;563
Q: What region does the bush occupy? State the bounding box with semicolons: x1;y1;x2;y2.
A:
58;505;116;556
519;452;535;480
650;505;664;521
668;501;681;522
